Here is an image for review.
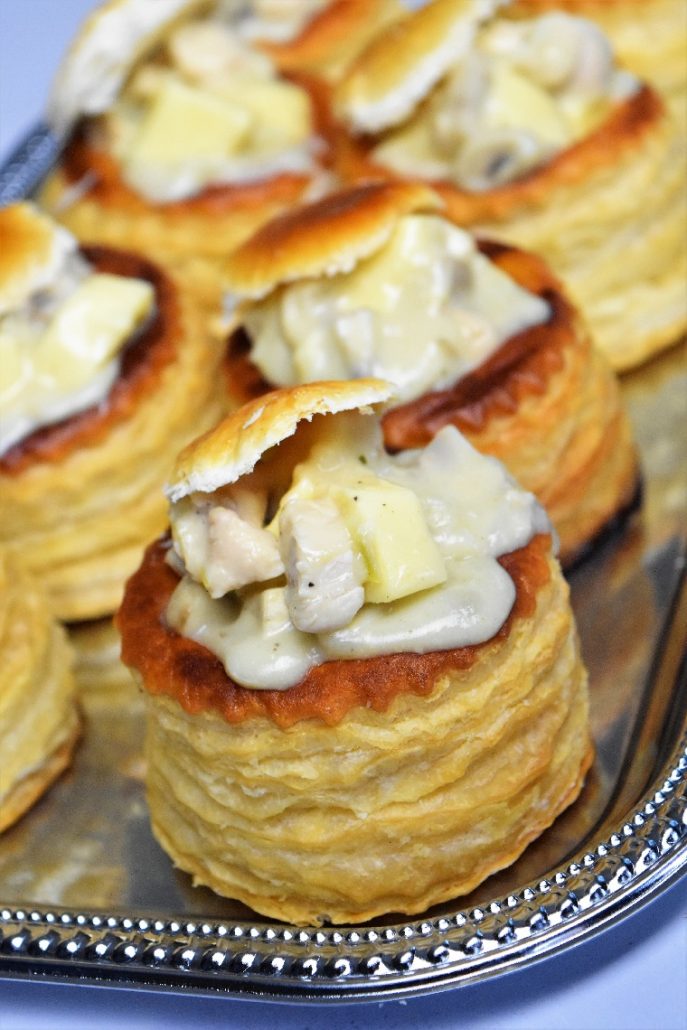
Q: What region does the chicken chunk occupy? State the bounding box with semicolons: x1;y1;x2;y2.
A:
279;496;365;633
170;496;283;598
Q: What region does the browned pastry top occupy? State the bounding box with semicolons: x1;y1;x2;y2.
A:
117;532;552;729
0;204;58;294
225;239;576;447
223;179;440;296
0;246;179;476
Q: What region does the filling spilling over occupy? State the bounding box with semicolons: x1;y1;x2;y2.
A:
166;410;550;690
371;13;638;191
0;209;154;456
240;214;549;403
104;13;318;203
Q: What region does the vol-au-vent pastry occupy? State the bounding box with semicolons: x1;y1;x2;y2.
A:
221;181;638;567
0;202;226;621
0;549;79;833
511;0;687;119
116;380;592;924
334;0;687;371
39;0;336;311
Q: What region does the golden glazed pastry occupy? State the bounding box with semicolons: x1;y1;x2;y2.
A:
250;0;404;83
334;0;687;371
511;0;687;118
0;549;80;833
38;0;336;312
0;202;226;621
117;379;592;924
221;181;638;567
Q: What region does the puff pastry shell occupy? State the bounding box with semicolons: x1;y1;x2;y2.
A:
0;550;79;832
120;533;590;924
259;0;404;83
0;247;227;621
117;381;591;923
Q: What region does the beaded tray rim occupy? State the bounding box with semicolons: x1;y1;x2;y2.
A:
0;719;684;1001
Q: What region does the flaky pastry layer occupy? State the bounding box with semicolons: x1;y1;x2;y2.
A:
336;86;687;371
124;536;591;923
0;551;80;832
0;248;227;621
68;618;137;698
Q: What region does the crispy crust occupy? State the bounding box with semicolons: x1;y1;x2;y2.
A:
225;238;638;564
223;180;441;298
167;378;392;501
260;0;404;82
335;0;501;132
130;534;591;922
68;617;138;697
118;533;551;729
0;249;227;620
0;722;80;834
0;550;80;832
336;85;686;370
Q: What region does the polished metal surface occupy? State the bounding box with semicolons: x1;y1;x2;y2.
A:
0;133;685;1001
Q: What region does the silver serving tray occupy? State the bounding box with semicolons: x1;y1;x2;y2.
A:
0;128;685;1003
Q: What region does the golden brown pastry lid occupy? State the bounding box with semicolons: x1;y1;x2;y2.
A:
166;378;393;502
335;0;505;133
222;180;442;299
258;0;404;80
0;202;74;316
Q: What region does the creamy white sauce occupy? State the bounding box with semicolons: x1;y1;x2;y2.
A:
107;17;317;203
166;414;550;690
0;230;154;456
242;215;549;403
371;13;639;192
1;361;121;455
